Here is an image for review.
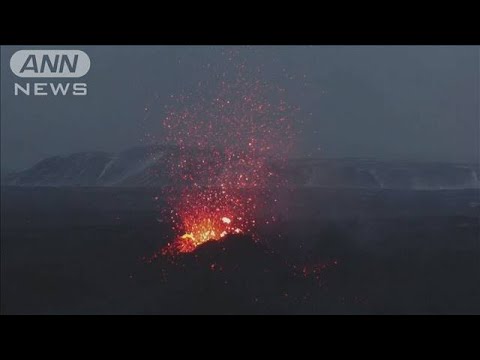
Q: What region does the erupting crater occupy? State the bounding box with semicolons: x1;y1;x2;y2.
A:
157;57;297;255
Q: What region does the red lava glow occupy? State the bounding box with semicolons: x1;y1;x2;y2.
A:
160;56;297;255
163;211;243;254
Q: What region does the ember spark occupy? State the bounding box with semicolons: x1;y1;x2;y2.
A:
161;58;297;254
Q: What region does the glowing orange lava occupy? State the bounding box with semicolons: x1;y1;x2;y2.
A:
171;215;241;253
163;186;251;254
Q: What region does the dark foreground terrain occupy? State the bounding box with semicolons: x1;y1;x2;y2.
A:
1;186;479;314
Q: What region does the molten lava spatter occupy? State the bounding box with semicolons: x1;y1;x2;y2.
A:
160;55;297;254
164;215;243;254
162;187;252;254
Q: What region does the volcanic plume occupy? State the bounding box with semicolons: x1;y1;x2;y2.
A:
160;60;297;254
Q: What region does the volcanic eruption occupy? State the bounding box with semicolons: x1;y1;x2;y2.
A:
160;59;297;255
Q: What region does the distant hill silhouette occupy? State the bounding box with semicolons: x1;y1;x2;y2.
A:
3;145;479;189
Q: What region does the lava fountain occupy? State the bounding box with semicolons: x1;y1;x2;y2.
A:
161;59;297;255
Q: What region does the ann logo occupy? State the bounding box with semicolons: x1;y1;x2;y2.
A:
10;50;90;78
20;54;79;74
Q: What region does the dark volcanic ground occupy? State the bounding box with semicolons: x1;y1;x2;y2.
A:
1;186;479;314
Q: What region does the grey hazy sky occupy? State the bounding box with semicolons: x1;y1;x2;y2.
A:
1;46;478;170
